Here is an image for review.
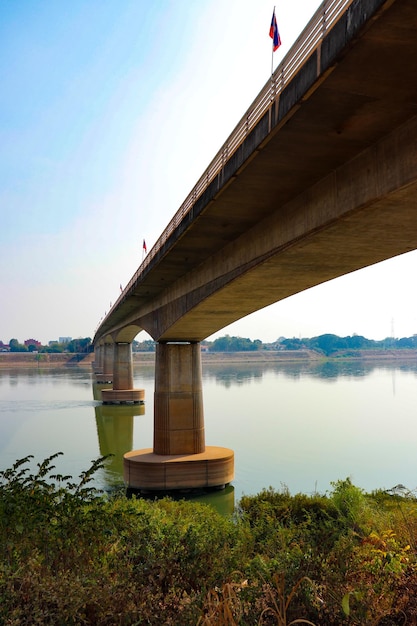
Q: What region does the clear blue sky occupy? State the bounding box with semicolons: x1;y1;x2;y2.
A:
1;0;416;345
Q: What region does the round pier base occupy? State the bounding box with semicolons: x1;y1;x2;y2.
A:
124;446;234;492
101;389;145;404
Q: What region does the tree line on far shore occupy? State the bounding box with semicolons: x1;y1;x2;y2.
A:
137;333;417;356
1;337;92;354
2;333;417;357
276;332;417;355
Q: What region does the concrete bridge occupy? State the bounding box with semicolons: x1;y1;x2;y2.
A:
93;0;417;492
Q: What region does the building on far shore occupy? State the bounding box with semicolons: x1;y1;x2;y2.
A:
24;339;42;350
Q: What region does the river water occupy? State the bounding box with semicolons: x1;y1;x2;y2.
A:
1;358;417;511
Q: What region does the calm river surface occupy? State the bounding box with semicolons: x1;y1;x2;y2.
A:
1;358;417;508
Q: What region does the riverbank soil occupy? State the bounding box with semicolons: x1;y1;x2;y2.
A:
1;349;416;368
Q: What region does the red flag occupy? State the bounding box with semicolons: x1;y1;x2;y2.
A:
269;9;281;51
143;239;147;253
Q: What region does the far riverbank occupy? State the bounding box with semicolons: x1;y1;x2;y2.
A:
1;348;417;368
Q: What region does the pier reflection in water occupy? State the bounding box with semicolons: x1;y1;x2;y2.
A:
95;403;141;486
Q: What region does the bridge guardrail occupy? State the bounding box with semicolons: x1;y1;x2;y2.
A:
98;0;354;332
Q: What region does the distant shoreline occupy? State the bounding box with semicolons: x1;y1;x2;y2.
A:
0;349;416;368
0;353;95;368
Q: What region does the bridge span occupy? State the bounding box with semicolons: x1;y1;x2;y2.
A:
93;0;417;492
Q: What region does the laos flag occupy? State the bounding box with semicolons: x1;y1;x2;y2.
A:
269;9;281;51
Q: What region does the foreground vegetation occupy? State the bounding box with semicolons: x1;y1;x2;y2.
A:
1;455;417;624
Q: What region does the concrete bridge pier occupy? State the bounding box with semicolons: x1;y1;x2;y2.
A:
124;341;234;492
95;342;114;384
92;344;103;374
101;342;145;404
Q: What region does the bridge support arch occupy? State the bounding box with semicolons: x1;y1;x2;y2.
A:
124;341;234;492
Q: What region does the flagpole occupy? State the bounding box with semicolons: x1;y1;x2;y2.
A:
271;5;275;78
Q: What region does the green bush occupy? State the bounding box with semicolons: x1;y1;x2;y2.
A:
1;457;417;624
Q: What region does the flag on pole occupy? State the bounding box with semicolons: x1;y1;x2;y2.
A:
120;284;123;292
143;239;147;254
269;8;281;51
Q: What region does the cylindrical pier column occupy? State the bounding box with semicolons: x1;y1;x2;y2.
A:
96;342;114;383
154;342;205;455
101;342;145;404
113;342;134;390
92;345;103;373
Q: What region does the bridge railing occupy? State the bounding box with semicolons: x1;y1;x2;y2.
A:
100;0;354;328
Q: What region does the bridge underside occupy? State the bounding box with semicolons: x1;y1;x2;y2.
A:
96;0;417;345
144;115;417;341
113;111;417;343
